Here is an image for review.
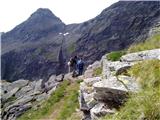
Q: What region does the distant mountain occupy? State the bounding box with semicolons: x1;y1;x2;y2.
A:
1;1;160;81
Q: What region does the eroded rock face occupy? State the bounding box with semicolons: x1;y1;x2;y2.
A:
1;75;60;120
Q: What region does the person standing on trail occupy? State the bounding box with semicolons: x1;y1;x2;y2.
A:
77;57;84;76
67;56;78;73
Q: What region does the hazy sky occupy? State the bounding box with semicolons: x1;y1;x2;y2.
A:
0;0;119;32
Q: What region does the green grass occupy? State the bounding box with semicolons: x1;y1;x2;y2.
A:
93;67;102;76
128;60;160;89
17;80;70;120
106;51;126;61
104;60;160;120
128;34;160;53
57;83;79;119
18;80;80;120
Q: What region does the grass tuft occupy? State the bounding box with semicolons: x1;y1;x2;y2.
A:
106;51;126;61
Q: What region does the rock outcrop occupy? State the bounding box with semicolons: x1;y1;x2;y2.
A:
79;49;160;120
0;74;64;120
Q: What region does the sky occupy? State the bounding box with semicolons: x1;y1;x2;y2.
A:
0;0;119;32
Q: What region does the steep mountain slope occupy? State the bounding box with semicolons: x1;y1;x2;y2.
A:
1;1;160;81
74;1;160;63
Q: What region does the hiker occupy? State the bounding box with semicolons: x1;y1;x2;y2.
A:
67;56;78;73
77;58;84;76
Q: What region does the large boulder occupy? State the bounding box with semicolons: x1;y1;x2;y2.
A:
93;76;139;106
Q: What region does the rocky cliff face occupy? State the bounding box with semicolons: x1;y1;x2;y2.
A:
1;1;160;81
79;48;160;120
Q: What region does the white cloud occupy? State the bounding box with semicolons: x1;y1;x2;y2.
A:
0;0;118;32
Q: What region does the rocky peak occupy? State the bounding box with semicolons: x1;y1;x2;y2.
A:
2;8;65;44
29;8;64;24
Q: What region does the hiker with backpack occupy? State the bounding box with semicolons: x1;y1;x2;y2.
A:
77;57;84;76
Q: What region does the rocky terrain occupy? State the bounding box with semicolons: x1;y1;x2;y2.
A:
1;48;160;120
1;74;64;120
2;1;160;81
79;48;160;120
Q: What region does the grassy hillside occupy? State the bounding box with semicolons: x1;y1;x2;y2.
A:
103;33;160;120
104;60;160;120
18;80;81;120
127;34;160;53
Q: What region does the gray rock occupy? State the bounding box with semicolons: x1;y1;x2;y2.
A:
120;49;160;62
117;75;140;91
34;79;43;92
63;73;73;80
45;75;59;92
114;62;136;75
84;61;101;79
15;85;33;98
80;82;93;94
3;103;32;120
2;87;19;102
47;86;57;96
35;93;48;101
83;92;97;109
79;90;90;111
102;59;112;79
93;77;128;105
83;77;101;86
84;69;94;79
56;74;64;82
1;79;29;95
90;103;115;120
13;96;34;106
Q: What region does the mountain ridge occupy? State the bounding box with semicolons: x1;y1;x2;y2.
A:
1;1;160;81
